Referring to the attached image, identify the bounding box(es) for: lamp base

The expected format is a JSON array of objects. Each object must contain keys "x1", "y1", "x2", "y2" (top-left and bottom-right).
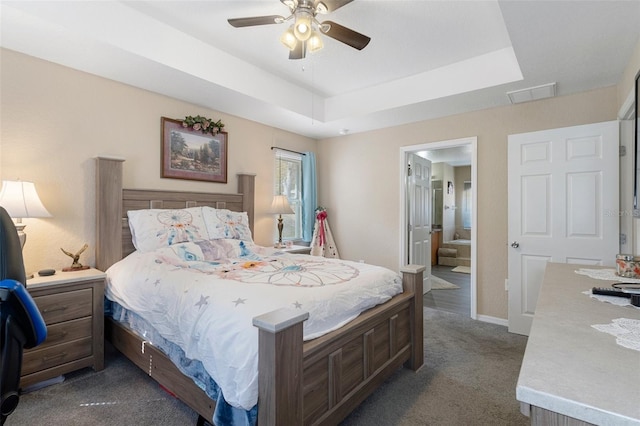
[
  {"x1": 15, "y1": 223, "x2": 26, "y2": 249},
  {"x1": 276, "y1": 215, "x2": 284, "y2": 248}
]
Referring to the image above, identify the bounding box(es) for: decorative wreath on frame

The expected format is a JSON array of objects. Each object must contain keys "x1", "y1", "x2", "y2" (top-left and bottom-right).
[{"x1": 181, "y1": 115, "x2": 225, "y2": 136}]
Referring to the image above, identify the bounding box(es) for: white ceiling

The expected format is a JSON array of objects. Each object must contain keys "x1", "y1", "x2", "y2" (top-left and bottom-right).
[
  {"x1": 420, "y1": 145, "x2": 472, "y2": 167},
  {"x1": 1, "y1": 1, "x2": 639, "y2": 139}
]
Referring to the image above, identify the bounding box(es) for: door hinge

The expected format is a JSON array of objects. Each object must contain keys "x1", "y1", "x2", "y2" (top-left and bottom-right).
[
  {"x1": 620, "y1": 233, "x2": 627, "y2": 245},
  {"x1": 407, "y1": 164, "x2": 412, "y2": 176},
  {"x1": 620, "y1": 145, "x2": 627, "y2": 156}
]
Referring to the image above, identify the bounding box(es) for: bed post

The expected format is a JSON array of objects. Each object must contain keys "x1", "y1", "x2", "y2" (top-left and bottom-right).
[
  {"x1": 237, "y1": 173, "x2": 256, "y2": 236},
  {"x1": 96, "y1": 157, "x2": 125, "y2": 272},
  {"x1": 253, "y1": 308, "x2": 309, "y2": 425},
  {"x1": 400, "y1": 264, "x2": 425, "y2": 371}
]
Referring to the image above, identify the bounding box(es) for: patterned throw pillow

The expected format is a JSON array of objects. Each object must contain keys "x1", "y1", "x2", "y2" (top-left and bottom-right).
[
  {"x1": 202, "y1": 206, "x2": 253, "y2": 242},
  {"x1": 127, "y1": 207, "x2": 208, "y2": 252}
]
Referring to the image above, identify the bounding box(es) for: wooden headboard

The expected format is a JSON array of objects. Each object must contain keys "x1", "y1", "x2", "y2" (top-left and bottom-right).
[{"x1": 95, "y1": 157, "x2": 255, "y2": 271}]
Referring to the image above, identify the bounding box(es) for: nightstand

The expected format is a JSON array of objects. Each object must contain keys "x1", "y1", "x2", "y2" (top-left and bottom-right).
[
  {"x1": 20, "y1": 268, "x2": 106, "y2": 388},
  {"x1": 281, "y1": 245, "x2": 312, "y2": 254}
]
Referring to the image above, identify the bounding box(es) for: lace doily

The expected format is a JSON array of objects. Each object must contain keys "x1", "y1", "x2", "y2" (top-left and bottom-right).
[
  {"x1": 575, "y1": 268, "x2": 640, "y2": 283},
  {"x1": 591, "y1": 318, "x2": 640, "y2": 351}
]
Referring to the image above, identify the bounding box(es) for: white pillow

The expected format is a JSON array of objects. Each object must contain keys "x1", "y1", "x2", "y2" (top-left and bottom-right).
[
  {"x1": 202, "y1": 206, "x2": 253, "y2": 242},
  {"x1": 127, "y1": 207, "x2": 209, "y2": 252}
]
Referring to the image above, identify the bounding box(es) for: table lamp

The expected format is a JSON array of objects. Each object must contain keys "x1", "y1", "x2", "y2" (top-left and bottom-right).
[
  {"x1": 270, "y1": 195, "x2": 293, "y2": 248},
  {"x1": 0, "y1": 180, "x2": 52, "y2": 249}
]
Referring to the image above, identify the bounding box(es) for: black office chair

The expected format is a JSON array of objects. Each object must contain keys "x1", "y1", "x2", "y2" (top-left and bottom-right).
[{"x1": 0, "y1": 206, "x2": 47, "y2": 425}]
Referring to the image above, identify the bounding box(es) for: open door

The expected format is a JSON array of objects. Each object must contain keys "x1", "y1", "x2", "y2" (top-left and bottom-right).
[{"x1": 408, "y1": 153, "x2": 432, "y2": 293}]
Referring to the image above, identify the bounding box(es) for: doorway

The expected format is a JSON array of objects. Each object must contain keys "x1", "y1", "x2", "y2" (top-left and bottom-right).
[{"x1": 400, "y1": 137, "x2": 478, "y2": 319}]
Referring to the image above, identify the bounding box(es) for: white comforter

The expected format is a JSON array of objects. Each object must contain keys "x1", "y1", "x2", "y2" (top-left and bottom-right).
[{"x1": 105, "y1": 239, "x2": 402, "y2": 410}]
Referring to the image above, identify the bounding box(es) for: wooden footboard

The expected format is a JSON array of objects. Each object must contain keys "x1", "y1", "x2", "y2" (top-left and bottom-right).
[{"x1": 254, "y1": 264, "x2": 424, "y2": 425}]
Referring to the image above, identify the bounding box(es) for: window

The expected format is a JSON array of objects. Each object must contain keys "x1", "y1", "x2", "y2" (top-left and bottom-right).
[
  {"x1": 462, "y1": 181, "x2": 472, "y2": 229},
  {"x1": 274, "y1": 150, "x2": 302, "y2": 240}
]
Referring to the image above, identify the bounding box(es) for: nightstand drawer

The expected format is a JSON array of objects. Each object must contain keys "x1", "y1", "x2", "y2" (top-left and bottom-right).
[
  {"x1": 29, "y1": 317, "x2": 92, "y2": 350},
  {"x1": 21, "y1": 337, "x2": 93, "y2": 375},
  {"x1": 33, "y1": 288, "x2": 93, "y2": 324}
]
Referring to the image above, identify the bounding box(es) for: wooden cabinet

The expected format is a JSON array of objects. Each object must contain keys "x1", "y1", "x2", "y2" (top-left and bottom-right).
[
  {"x1": 20, "y1": 268, "x2": 105, "y2": 388},
  {"x1": 431, "y1": 230, "x2": 441, "y2": 266}
]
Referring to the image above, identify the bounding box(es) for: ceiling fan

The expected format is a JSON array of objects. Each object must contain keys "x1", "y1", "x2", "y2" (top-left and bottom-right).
[{"x1": 228, "y1": 0, "x2": 371, "y2": 60}]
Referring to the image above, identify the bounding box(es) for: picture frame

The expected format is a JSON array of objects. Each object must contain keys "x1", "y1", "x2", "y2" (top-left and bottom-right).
[{"x1": 161, "y1": 117, "x2": 227, "y2": 183}]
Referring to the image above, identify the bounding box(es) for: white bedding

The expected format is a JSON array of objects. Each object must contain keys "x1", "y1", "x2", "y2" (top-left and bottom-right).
[{"x1": 105, "y1": 239, "x2": 402, "y2": 410}]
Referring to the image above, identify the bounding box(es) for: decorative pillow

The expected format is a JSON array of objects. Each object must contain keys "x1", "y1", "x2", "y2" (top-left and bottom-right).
[
  {"x1": 127, "y1": 207, "x2": 209, "y2": 252},
  {"x1": 195, "y1": 239, "x2": 255, "y2": 261},
  {"x1": 202, "y1": 206, "x2": 253, "y2": 242}
]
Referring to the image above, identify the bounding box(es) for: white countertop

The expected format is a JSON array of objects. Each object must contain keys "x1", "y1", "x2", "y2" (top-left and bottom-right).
[{"x1": 516, "y1": 263, "x2": 640, "y2": 425}]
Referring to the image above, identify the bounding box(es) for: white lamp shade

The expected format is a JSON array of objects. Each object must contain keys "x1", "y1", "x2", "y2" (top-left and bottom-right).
[
  {"x1": 270, "y1": 195, "x2": 293, "y2": 215},
  {"x1": 0, "y1": 180, "x2": 52, "y2": 218},
  {"x1": 280, "y1": 27, "x2": 298, "y2": 51},
  {"x1": 308, "y1": 30, "x2": 324, "y2": 53}
]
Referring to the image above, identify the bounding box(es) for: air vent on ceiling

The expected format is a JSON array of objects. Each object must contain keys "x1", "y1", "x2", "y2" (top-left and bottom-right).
[{"x1": 507, "y1": 82, "x2": 556, "y2": 104}]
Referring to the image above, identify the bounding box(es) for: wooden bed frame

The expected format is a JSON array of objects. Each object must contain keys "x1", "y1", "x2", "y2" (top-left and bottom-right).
[{"x1": 95, "y1": 157, "x2": 424, "y2": 425}]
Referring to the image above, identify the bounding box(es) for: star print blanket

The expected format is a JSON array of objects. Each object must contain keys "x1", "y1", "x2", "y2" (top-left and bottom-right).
[{"x1": 105, "y1": 239, "x2": 402, "y2": 412}]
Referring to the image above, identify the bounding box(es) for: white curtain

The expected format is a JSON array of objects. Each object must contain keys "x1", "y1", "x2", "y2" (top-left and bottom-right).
[{"x1": 310, "y1": 208, "x2": 340, "y2": 258}]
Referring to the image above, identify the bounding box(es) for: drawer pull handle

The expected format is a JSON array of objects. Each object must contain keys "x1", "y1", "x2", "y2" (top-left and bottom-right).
[
  {"x1": 42, "y1": 352, "x2": 67, "y2": 362},
  {"x1": 43, "y1": 306, "x2": 68, "y2": 314}
]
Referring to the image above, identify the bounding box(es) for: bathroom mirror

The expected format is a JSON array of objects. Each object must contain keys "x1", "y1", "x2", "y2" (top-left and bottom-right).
[{"x1": 432, "y1": 179, "x2": 443, "y2": 228}]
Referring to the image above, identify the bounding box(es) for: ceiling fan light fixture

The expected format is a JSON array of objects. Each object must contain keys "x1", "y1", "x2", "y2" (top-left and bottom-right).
[
  {"x1": 293, "y1": 12, "x2": 312, "y2": 41},
  {"x1": 308, "y1": 30, "x2": 323, "y2": 53},
  {"x1": 280, "y1": 27, "x2": 298, "y2": 51}
]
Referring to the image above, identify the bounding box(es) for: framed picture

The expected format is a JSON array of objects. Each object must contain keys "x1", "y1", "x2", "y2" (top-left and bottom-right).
[{"x1": 161, "y1": 117, "x2": 227, "y2": 183}]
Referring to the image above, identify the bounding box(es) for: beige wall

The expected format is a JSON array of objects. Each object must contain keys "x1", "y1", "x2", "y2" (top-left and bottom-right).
[
  {"x1": 0, "y1": 48, "x2": 316, "y2": 274},
  {"x1": 317, "y1": 86, "x2": 618, "y2": 320}
]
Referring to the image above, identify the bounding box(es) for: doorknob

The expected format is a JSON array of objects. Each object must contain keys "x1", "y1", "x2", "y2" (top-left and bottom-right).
[{"x1": 511, "y1": 241, "x2": 520, "y2": 248}]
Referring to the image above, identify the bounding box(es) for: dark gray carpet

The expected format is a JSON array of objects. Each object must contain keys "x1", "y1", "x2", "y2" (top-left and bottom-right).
[
  {"x1": 6, "y1": 343, "x2": 198, "y2": 426},
  {"x1": 7, "y1": 308, "x2": 528, "y2": 425}
]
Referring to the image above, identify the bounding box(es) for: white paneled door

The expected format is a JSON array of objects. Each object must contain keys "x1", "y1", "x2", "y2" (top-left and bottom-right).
[
  {"x1": 408, "y1": 154, "x2": 432, "y2": 293},
  {"x1": 507, "y1": 121, "x2": 619, "y2": 335}
]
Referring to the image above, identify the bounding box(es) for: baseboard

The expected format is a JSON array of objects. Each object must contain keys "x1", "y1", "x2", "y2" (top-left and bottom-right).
[{"x1": 476, "y1": 314, "x2": 508, "y2": 327}]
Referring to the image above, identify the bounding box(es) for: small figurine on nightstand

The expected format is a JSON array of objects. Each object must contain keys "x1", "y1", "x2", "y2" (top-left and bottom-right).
[{"x1": 61, "y1": 243, "x2": 90, "y2": 272}]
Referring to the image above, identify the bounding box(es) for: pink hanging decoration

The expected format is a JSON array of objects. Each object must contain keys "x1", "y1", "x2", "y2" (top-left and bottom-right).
[
  {"x1": 316, "y1": 210, "x2": 327, "y2": 246},
  {"x1": 311, "y1": 208, "x2": 340, "y2": 258}
]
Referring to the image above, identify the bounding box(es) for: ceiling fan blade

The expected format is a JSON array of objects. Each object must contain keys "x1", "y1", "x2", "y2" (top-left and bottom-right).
[
  {"x1": 315, "y1": 0, "x2": 354, "y2": 13},
  {"x1": 289, "y1": 41, "x2": 307, "y2": 60},
  {"x1": 228, "y1": 15, "x2": 284, "y2": 28},
  {"x1": 321, "y1": 21, "x2": 370, "y2": 50}
]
